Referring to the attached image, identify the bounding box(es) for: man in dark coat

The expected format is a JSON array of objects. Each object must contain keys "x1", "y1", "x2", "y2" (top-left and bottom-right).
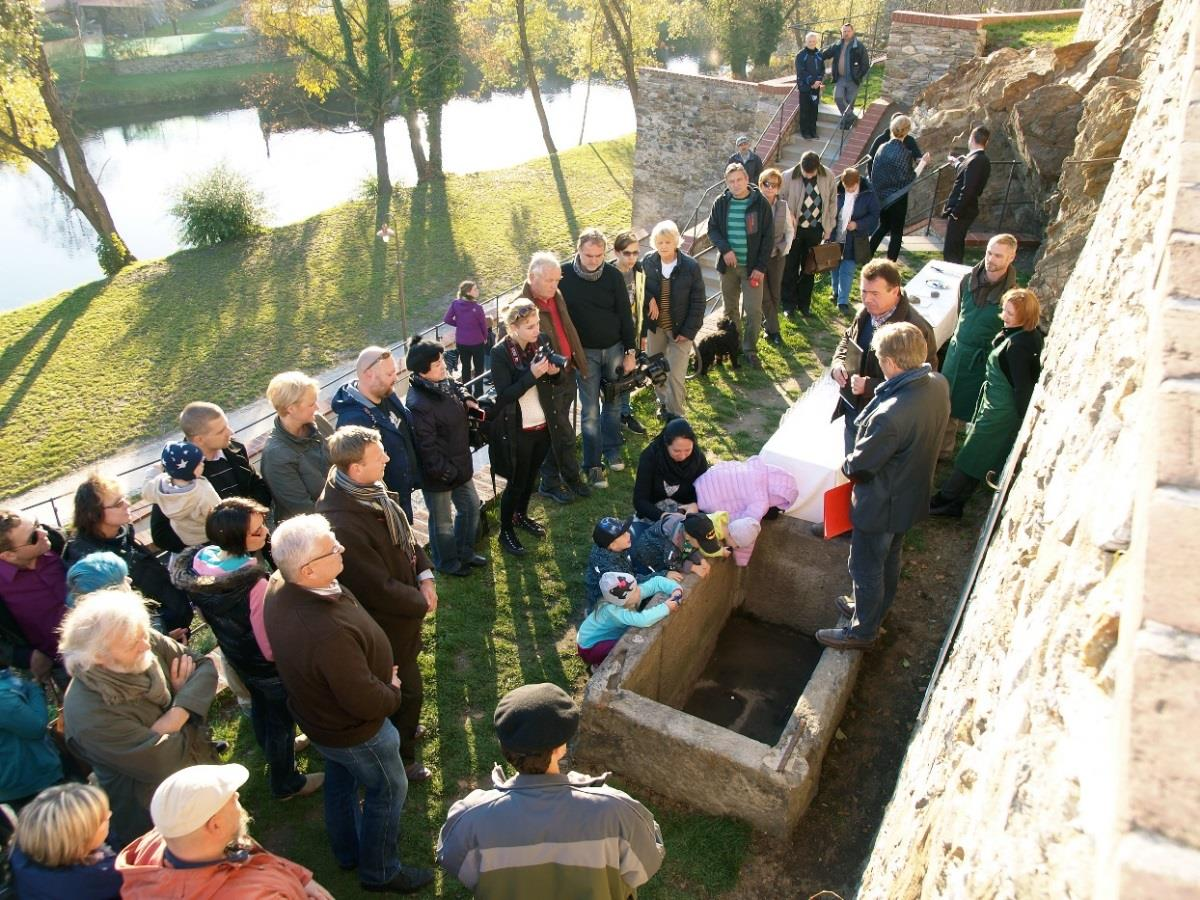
[
  {"x1": 821, "y1": 22, "x2": 870, "y2": 127},
  {"x1": 942, "y1": 125, "x2": 993, "y2": 264},
  {"x1": 831, "y1": 259, "x2": 938, "y2": 453},
  {"x1": 316, "y1": 426, "x2": 436, "y2": 783},
  {"x1": 727, "y1": 135, "x2": 764, "y2": 185},
  {"x1": 152, "y1": 402, "x2": 273, "y2": 552},
  {"x1": 708, "y1": 163, "x2": 774, "y2": 368},
  {"x1": 405, "y1": 339, "x2": 487, "y2": 577},
  {"x1": 816, "y1": 322, "x2": 950, "y2": 650},
  {"x1": 330, "y1": 346, "x2": 423, "y2": 521}
]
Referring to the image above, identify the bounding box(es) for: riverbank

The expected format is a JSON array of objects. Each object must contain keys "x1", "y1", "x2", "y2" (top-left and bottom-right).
[
  {"x1": 57, "y1": 59, "x2": 291, "y2": 110},
  {"x1": 0, "y1": 134, "x2": 633, "y2": 499}
]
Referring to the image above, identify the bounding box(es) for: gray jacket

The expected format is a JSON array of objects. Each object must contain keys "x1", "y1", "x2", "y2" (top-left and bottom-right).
[
  {"x1": 259, "y1": 412, "x2": 334, "y2": 521},
  {"x1": 843, "y1": 364, "x2": 950, "y2": 534}
]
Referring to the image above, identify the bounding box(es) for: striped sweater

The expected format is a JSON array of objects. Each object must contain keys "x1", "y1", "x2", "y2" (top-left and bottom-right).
[{"x1": 437, "y1": 766, "x2": 665, "y2": 899}]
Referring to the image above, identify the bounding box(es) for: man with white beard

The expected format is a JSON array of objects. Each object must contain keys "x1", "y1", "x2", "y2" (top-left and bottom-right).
[
  {"x1": 59, "y1": 589, "x2": 220, "y2": 849},
  {"x1": 117, "y1": 763, "x2": 334, "y2": 898}
]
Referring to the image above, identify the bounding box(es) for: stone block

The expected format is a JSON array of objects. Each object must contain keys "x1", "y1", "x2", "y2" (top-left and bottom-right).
[
  {"x1": 1152, "y1": 388, "x2": 1200, "y2": 488},
  {"x1": 1161, "y1": 299, "x2": 1200, "y2": 379},
  {"x1": 1125, "y1": 636, "x2": 1200, "y2": 848},
  {"x1": 1141, "y1": 488, "x2": 1200, "y2": 633}
]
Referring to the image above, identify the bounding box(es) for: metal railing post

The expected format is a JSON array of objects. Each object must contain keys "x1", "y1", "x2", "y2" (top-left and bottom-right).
[{"x1": 998, "y1": 163, "x2": 1015, "y2": 231}]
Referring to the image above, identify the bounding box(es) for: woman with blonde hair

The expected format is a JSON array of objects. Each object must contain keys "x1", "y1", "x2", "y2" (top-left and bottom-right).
[
  {"x1": 10, "y1": 783, "x2": 122, "y2": 898},
  {"x1": 932, "y1": 288, "x2": 1044, "y2": 517},
  {"x1": 488, "y1": 299, "x2": 563, "y2": 556},
  {"x1": 259, "y1": 370, "x2": 334, "y2": 522}
]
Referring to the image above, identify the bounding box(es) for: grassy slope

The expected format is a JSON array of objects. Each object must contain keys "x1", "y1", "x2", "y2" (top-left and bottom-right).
[
  {"x1": 985, "y1": 18, "x2": 1079, "y2": 51},
  {"x1": 58, "y1": 60, "x2": 290, "y2": 108},
  {"x1": 0, "y1": 136, "x2": 634, "y2": 499}
]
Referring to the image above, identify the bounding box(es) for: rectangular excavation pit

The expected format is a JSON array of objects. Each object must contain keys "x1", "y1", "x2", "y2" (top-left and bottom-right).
[{"x1": 576, "y1": 516, "x2": 861, "y2": 835}]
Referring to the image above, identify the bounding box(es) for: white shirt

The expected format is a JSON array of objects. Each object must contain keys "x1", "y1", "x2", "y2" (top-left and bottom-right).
[{"x1": 838, "y1": 189, "x2": 859, "y2": 240}]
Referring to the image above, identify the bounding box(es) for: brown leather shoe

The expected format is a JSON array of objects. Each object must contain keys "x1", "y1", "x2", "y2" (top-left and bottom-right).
[
  {"x1": 815, "y1": 628, "x2": 876, "y2": 650},
  {"x1": 280, "y1": 772, "x2": 325, "y2": 800},
  {"x1": 404, "y1": 763, "x2": 433, "y2": 783}
]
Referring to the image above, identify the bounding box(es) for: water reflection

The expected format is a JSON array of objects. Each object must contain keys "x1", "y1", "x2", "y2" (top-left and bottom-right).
[{"x1": 0, "y1": 80, "x2": 636, "y2": 311}]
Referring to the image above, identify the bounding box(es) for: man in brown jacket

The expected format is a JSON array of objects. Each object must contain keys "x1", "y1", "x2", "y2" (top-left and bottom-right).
[
  {"x1": 265, "y1": 513, "x2": 434, "y2": 894},
  {"x1": 316, "y1": 425, "x2": 437, "y2": 783},
  {"x1": 831, "y1": 259, "x2": 938, "y2": 455},
  {"x1": 522, "y1": 251, "x2": 592, "y2": 505}
]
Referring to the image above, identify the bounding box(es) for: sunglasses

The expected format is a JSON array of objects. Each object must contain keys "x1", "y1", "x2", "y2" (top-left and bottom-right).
[
  {"x1": 620, "y1": 249, "x2": 640, "y2": 257},
  {"x1": 26, "y1": 522, "x2": 43, "y2": 545}
]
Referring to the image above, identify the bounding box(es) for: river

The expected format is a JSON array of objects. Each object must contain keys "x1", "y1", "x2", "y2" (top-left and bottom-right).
[{"x1": 0, "y1": 78, "x2": 650, "y2": 311}]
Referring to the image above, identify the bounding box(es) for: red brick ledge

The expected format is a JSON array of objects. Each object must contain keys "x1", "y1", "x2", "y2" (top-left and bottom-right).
[{"x1": 890, "y1": 8, "x2": 1081, "y2": 29}]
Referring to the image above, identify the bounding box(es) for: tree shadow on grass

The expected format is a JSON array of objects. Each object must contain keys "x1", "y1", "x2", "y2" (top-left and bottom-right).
[
  {"x1": 548, "y1": 153, "x2": 579, "y2": 239},
  {"x1": 402, "y1": 179, "x2": 477, "y2": 337},
  {"x1": 0, "y1": 281, "x2": 102, "y2": 432},
  {"x1": 502, "y1": 558, "x2": 571, "y2": 689}
]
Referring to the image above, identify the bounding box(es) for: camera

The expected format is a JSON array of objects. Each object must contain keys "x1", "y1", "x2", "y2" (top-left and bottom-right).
[
  {"x1": 533, "y1": 343, "x2": 568, "y2": 370},
  {"x1": 601, "y1": 351, "x2": 670, "y2": 404}
]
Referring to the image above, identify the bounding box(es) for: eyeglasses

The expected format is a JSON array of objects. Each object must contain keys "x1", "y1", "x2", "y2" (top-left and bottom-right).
[
  {"x1": 304, "y1": 540, "x2": 344, "y2": 567},
  {"x1": 620, "y1": 249, "x2": 640, "y2": 257},
  {"x1": 103, "y1": 496, "x2": 130, "y2": 509},
  {"x1": 26, "y1": 522, "x2": 43, "y2": 546}
]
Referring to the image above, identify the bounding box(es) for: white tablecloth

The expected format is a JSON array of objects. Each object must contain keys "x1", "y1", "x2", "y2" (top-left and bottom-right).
[
  {"x1": 904, "y1": 260, "x2": 973, "y2": 348},
  {"x1": 760, "y1": 260, "x2": 972, "y2": 522}
]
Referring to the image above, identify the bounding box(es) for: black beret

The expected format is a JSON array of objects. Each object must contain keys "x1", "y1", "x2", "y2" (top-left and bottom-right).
[{"x1": 494, "y1": 683, "x2": 580, "y2": 754}]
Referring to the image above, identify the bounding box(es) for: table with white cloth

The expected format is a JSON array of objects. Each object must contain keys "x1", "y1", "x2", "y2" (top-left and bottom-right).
[{"x1": 760, "y1": 260, "x2": 972, "y2": 523}]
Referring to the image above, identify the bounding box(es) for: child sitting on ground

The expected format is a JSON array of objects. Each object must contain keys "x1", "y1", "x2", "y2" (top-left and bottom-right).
[
  {"x1": 577, "y1": 572, "x2": 683, "y2": 668},
  {"x1": 141, "y1": 442, "x2": 219, "y2": 547},
  {"x1": 585, "y1": 516, "x2": 682, "y2": 614}
]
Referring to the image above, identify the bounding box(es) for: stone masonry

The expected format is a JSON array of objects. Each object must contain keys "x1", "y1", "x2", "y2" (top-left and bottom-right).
[
  {"x1": 632, "y1": 69, "x2": 778, "y2": 233},
  {"x1": 112, "y1": 44, "x2": 276, "y2": 76},
  {"x1": 855, "y1": 0, "x2": 1200, "y2": 894}
]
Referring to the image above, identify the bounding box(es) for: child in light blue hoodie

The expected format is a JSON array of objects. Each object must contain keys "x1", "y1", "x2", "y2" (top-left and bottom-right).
[{"x1": 577, "y1": 571, "x2": 683, "y2": 668}]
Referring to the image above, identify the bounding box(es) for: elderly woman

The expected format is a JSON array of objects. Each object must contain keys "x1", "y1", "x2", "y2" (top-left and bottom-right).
[
  {"x1": 59, "y1": 589, "x2": 219, "y2": 849},
  {"x1": 758, "y1": 169, "x2": 794, "y2": 346},
  {"x1": 869, "y1": 115, "x2": 931, "y2": 262},
  {"x1": 632, "y1": 418, "x2": 710, "y2": 520},
  {"x1": 932, "y1": 288, "x2": 1044, "y2": 518},
  {"x1": 794, "y1": 31, "x2": 825, "y2": 139},
  {"x1": 489, "y1": 299, "x2": 562, "y2": 556},
  {"x1": 64, "y1": 475, "x2": 193, "y2": 639},
  {"x1": 170, "y1": 498, "x2": 320, "y2": 800},
  {"x1": 641, "y1": 220, "x2": 707, "y2": 421},
  {"x1": 259, "y1": 370, "x2": 334, "y2": 522},
  {"x1": 830, "y1": 167, "x2": 880, "y2": 314}
]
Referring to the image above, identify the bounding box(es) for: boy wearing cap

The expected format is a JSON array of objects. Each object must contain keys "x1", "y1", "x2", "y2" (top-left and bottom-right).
[
  {"x1": 584, "y1": 516, "x2": 682, "y2": 614},
  {"x1": 118, "y1": 763, "x2": 333, "y2": 898},
  {"x1": 437, "y1": 683, "x2": 665, "y2": 899},
  {"x1": 577, "y1": 572, "x2": 682, "y2": 667},
  {"x1": 142, "y1": 442, "x2": 220, "y2": 547},
  {"x1": 629, "y1": 512, "x2": 719, "y2": 580}
]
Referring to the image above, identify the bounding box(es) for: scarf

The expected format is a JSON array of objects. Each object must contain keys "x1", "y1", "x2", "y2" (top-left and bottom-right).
[
  {"x1": 332, "y1": 469, "x2": 418, "y2": 565},
  {"x1": 412, "y1": 372, "x2": 460, "y2": 400},
  {"x1": 572, "y1": 254, "x2": 604, "y2": 282},
  {"x1": 77, "y1": 657, "x2": 171, "y2": 709}
]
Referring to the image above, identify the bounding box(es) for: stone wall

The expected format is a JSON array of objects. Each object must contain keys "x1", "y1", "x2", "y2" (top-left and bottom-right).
[
  {"x1": 111, "y1": 43, "x2": 274, "y2": 76},
  {"x1": 632, "y1": 69, "x2": 781, "y2": 232},
  {"x1": 883, "y1": 13, "x2": 986, "y2": 107},
  {"x1": 854, "y1": 0, "x2": 1200, "y2": 893}
]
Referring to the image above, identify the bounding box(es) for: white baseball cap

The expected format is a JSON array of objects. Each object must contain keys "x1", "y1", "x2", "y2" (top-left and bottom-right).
[{"x1": 150, "y1": 764, "x2": 249, "y2": 839}]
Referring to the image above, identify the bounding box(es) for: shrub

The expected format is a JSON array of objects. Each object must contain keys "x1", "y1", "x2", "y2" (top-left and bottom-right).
[
  {"x1": 96, "y1": 232, "x2": 130, "y2": 277},
  {"x1": 170, "y1": 164, "x2": 267, "y2": 247}
]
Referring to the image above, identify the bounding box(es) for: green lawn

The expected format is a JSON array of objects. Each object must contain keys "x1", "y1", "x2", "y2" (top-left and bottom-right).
[
  {"x1": 55, "y1": 59, "x2": 292, "y2": 109},
  {"x1": 0, "y1": 136, "x2": 634, "y2": 500},
  {"x1": 821, "y1": 62, "x2": 886, "y2": 111},
  {"x1": 985, "y1": 17, "x2": 1079, "y2": 51},
  {"x1": 206, "y1": 272, "x2": 866, "y2": 898}
]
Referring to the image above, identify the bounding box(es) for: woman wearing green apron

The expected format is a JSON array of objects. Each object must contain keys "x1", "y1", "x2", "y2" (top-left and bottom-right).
[{"x1": 931, "y1": 288, "x2": 1044, "y2": 517}]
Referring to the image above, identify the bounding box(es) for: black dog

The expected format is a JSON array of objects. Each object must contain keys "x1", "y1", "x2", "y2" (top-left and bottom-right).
[{"x1": 691, "y1": 316, "x2": 740, "y2": 376}]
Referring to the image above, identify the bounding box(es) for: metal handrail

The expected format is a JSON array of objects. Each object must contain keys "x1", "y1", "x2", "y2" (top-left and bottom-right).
[
  {"x1": 680, "y1": 178, "x2": 727, "y2": 247},
  {"x1": 816, "y1": 54, "x2": 884, "y2": 165}
]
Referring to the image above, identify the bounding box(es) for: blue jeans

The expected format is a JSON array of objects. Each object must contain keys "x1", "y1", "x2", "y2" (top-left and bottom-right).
[
  {"x1": 311, "y1": 719, "x2": 409, "y2": 886},
  {"x1": 243, "y1": 673, "x2": 306, "y2": 799},
  {"x1": 833, "y1": 258, "x2": 857, "y2": 307},
  {"x1": 576, "y1": 343, "x2": 625, "y2": 469},
  {"x1": 847, "y1": 529, "x2": 905, "y2": 640},
  {"x1": 422, "y1": 481, "x2": 480, "y2": 572}
]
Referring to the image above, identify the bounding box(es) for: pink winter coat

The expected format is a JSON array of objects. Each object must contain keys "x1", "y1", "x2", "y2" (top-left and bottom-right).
[{"x1": 695, "y1": 456, "x2": 799, "y2": 565}]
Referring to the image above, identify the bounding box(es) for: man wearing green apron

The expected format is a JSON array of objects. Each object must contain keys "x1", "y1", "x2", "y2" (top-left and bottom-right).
[{"x1": 939, "y1": 234, "x2": 1017, "y2": 458}]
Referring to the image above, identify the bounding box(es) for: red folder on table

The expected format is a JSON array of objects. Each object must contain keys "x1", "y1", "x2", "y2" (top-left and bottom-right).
[{"x1": 823, "y1": 481, "x2": 853, "y2": 539}]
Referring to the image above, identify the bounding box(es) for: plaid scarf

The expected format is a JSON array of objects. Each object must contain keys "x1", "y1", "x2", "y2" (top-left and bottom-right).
[{"x1": 332, "y1": 469, "x2": 417, "y2": 564}]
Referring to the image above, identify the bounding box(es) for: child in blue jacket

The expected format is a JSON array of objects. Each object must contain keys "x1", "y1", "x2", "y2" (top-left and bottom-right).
[{"x1": 577, "y1": 572, "x2": 682, "y2": 668}]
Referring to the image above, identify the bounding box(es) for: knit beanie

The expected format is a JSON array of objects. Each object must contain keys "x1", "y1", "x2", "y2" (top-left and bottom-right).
[
  {"x1": 727, "y1": 517, "x2": 762, "y2": 549},
  {"x1": 162, "y1": 441, "x2": 204, "y2": 480}
]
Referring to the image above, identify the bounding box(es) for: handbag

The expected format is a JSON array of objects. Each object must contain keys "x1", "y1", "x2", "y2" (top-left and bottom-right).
[
  {"x1": 853, "y1": 235, "x2": 871, "y2": 265},
  {"x1": 804, "y1": 241, "x2": 841, "y2": 275}
]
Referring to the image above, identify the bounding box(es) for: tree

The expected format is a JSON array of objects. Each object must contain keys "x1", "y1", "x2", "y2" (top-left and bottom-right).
[
  {"x1": 0, "y1": 0, "x2": 134, "y2": 274},
  {"x1": 464, "y1": 0, "x2": 563, "y2": 158},
  {"x1": 250, "y1": 0, "x2": 425, "y2": 227},
  {"x1": 410, "y1": 0, "x2": 462, "y2": 176},
  {"x1": 683, "y1": 0, "x2": 799, "y2": 79},
  {"x1": 568, "y1": 0, "x2": 682, "y2": 107}
]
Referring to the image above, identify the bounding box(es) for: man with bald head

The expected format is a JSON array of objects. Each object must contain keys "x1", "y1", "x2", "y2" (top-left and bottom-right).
[{"x1": 330, "y1": 346, "x2": 423, "y2": 520}]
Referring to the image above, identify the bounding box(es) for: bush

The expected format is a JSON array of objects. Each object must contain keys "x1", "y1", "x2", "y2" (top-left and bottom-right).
[
  {"x1": 170, "y1": 164, "x2": 266, "y2": 247},
  {"x1": 39, "y1": 20, "x2": 76, "y2": 42},
  {"x1": 96, "y1": 232, "x2": 130, "y2": 277}
]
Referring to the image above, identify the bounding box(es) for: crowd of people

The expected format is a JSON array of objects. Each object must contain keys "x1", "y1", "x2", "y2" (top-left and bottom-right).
[{"x1": 0, "y1": 33, "x2": 1041, "y2": 891}]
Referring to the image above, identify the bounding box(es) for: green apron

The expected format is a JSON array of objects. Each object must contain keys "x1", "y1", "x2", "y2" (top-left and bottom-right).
[
  {"x1": 943, "y1": 280, "x2": 1004, "y2": 421},
  {"x1": 956, "y1": 329, "x2": 1021, "y2": 481}
]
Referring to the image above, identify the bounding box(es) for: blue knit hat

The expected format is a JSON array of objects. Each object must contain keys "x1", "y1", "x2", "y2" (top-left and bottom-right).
[
  {"x1": 66, "y1": 551, "x2": 129, "y2": 606},
  {"x1": 162, "y1": 441, "x2": 203, "y2": 480}
]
